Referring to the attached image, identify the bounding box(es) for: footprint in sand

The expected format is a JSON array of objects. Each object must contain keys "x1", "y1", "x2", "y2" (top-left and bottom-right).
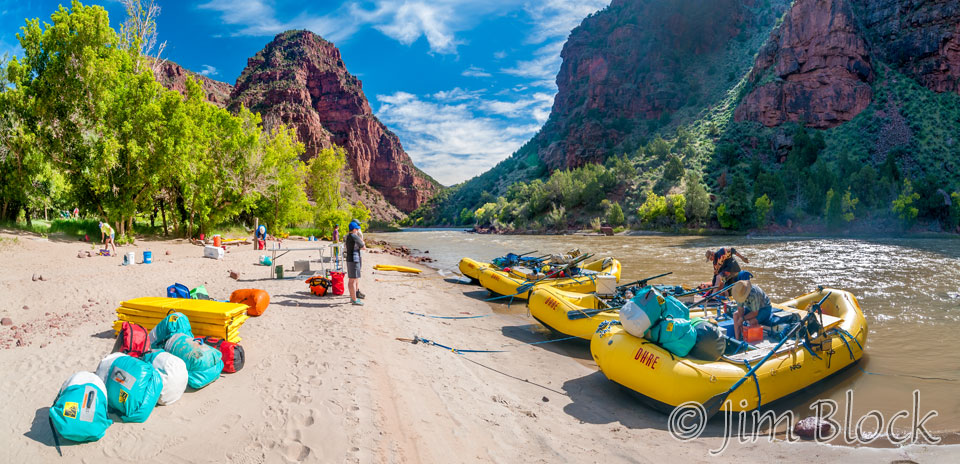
[{"x1": 282, "y1": 440, "x2": 312, "y2": 462}]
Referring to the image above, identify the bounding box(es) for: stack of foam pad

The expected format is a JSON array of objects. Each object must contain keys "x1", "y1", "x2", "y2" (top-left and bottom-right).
[{"x1": 113, "y1": 297, "x2": 249, "y2": 343}]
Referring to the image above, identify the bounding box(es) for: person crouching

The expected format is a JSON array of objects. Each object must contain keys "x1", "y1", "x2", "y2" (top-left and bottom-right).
[
  {"x1": 345, "y1": 221, "x2": 365, "y2": 306},
  {"x1": 730, "y1": 280, "x2": 772, "y2": 340}
]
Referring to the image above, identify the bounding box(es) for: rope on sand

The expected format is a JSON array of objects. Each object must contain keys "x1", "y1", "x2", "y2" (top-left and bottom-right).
[
  {"x1": 397, "y1": 336, "x2": 567, "y2": 396},
  {"x1": 404, "y1": 311, "x2": 489, "y2": 320}
]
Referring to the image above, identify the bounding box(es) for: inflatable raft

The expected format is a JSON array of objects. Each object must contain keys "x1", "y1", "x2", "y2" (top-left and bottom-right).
[
  {"x1": 373, "y1": 264, "x2": 422, "y2": 274},
  {"x1": 590, "y1": 288, "x2": 868, "y2": 412},
  {"x1": 458, "y1": 257, "x2": 488, "y2": 282},
  {"x1": 527, "y1": 286, "x2": 620, "y2": 339},
  {"x1": 478, "y1": 257, "x2": 621, "y2": 300}
]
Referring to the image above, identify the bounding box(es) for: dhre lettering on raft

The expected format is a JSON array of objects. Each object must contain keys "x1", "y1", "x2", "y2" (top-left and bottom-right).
[
  {"x1": 634, "y1": 346, "x2": 660, "y2": 369},
  {"x1": 545, "y1": 297, "x2": 559, "y2": 310}
]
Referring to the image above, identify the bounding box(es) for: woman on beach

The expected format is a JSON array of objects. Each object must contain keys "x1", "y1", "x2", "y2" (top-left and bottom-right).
[
  {"x1": 345, "y1": 221, "x2": 366, "y2": 305},
  {"x1": 99, "y1": 221, "x2": 117, "y2": 256}
]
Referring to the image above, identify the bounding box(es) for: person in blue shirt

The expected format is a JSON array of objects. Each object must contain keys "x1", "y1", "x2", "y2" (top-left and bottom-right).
[{"x1": 730, "y1": 279, "x2": 772, "y2": 340}]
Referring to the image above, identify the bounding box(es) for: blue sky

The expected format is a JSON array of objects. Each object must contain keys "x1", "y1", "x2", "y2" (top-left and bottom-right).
[{"x1": 0, "y1": 1, "x2": 609, "y2": 185}]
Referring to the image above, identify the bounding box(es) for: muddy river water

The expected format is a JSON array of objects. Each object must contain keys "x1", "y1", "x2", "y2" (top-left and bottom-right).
[{"x1": 376, "y1": 230, "x2": 960, "y2": 440}]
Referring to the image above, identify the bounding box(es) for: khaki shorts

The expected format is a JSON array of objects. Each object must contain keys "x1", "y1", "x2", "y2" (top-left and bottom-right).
[{"x1": 346, "y1": 261, "x2": 361, "y2": 279}]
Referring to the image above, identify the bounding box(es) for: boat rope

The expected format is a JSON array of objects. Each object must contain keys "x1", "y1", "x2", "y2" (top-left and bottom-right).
[
  {"x1": 404, "y1": 311, "x2": 489, "y2": 320},
  {"x1": 742, "y1": 359, "x2": 762, "y2": 407},
  {"x1": 410, "y1": 336, "x2": 506, "y2": 354},
  {"x1": 399, "y1": 336, "x2": 567, "y2": 396},
  {"x1": 500, "y1": 335, "x2": 580, "y2": 348}
]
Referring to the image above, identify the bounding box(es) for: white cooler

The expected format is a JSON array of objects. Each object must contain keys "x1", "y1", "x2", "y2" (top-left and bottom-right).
[{"x1": 203, "y1": 245, "x2": 224, "y2": 259}]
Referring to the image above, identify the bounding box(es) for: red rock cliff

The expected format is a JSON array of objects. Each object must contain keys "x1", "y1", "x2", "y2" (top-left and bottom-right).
[
  {"x1": 735, "y1": 0, "x2": 960, "y2": 128},
  {"x1": 535, "y1": 0, "x2": 790, "y2": 169},
  {"x1": 229, "y1": 30, "x2": 439, "y2": 214},
  {"x1": 154, "y1": 60, "x2": 233, "y2": 108}
]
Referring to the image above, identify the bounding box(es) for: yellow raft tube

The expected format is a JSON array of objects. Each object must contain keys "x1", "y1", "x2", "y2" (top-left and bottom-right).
[
  {"x1": 478, "y1": 257, "x2": 621, "y2": 300},
  {"x1": 591, "y1": 288, "x2": 868, "y2": 412},
  {"x1": 527, "y1": 286, "x2": 620, "y2": 340},
  {"x1": 458, "y1": 257, "x2": 488, "y2": 282}
]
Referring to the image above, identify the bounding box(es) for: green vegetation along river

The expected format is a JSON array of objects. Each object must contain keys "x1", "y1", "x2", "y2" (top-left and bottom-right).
[{"x1": 377, "y1": 230, "x2": 960, "y2": 439}]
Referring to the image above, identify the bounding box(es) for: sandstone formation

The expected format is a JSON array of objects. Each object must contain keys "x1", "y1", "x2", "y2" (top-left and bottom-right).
[
  {"x1": 535, "y1": 0, "x2": 791, "y2": 169},
  {"x1": 735, "y1": 0, "x2": 960, "y2": 128},
  {"x1": 857, "y1": 0, "x2": 960, "y2": 95},
  {"x1": 229, "y1": 30, "x2": 439, "y2": 214},
  {"x1": 153, "y1": 61, "x2": 233, "y2": 108}
]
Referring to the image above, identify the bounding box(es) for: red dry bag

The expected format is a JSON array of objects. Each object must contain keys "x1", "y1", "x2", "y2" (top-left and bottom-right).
[
  {"x1": 329, "y1": 271, "x2": 345, "y2": 296},
  {"x1": 113, "y1": 322, "x2": 149, "y2": 358}
]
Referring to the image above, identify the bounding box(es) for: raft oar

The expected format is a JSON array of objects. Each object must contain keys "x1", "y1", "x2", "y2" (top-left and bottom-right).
[
  {"x1": 673, "y1": 285, "x2": 718, "y2": 298},
  {"x1": 616, "y1": 272, "x2": 673, "y2": 290},
  {"x1": 702, "y1": 292, "x2": 832, "y2": 418},
  {"x1": 517, "y1": 250, "x2": 538, "y2": 258},
  {"x1": 687, "y1": 282, "x2": 738, "y2": 310},
  {"x1": 488, "y1": 253, "x2": 594, "y2": 303}
]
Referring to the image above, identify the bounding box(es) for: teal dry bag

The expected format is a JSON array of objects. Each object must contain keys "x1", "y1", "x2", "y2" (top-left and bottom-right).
[
  {"x1": 148, "y1": 311, "x2": 193, "y2": 349},
  {"x1": 101, "y1": 354, "x2": 163, "y2": 423},
  {"x1": 49, "y1": 372, "x2": 113, "y2": 443},
  {"x1": 165, "y1": 333, "x2": 223, "y2": 389}
]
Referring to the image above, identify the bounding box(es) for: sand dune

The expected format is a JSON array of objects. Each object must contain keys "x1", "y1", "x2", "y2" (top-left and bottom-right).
[{"x1": 0, "y1": 230, "x2": 955, "y2": 463}]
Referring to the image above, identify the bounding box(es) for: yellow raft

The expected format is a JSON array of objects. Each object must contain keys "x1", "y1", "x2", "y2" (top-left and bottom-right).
[
  {"x1": 478, "y1": 258, "x2": 621, "y2": 300},
  {"x1": 373, "y1": 264, "x2": 422, "y2": 274},
  {"x1": 113, "y1": 297, "x2": 250, "y2": 343},
  {"x1": 527, "y1": 286, "x2": 620, "y2": 340},
  {"x1": 590, "y1": 288, "x2": 868, "y2": 412},
  {"x1": 458, "y1": 257, "x2": 488, "y2": 282}
]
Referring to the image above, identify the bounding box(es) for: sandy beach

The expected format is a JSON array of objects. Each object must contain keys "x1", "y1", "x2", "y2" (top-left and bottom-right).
[{"x1": 0, "y1": 229, "x2": 956, "y2": 463}]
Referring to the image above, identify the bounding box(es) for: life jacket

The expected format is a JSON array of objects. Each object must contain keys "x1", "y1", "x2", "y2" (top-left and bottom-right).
[
  {"x1": 198, "y1": 336, "x2": 245, "y2": 373},
  {"x1": 306, "y1": 276, "x2": 331, "y2": 296},
  {"x1": 114, "y1": 321, "x2": 149, "y2": 358}
]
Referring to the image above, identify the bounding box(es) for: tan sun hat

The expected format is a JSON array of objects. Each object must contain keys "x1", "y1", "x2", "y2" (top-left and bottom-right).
[{"x1": 731, "y1": 280, "x2": 752, "y2": 303}]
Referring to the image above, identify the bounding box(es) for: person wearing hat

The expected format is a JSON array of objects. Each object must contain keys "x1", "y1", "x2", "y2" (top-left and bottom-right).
[
  {"x1": 345, "y1": 220, "x2": 366, "y2": 305},
  {"x1": 706, "y1": 247, "x2": 749, "y2": 295},
  {"x1": 730, "y1": 279, "x2": 771, "y2": 340},
  {"x1": 99, "y1": 220, "x2": 116, "y2": 256}
]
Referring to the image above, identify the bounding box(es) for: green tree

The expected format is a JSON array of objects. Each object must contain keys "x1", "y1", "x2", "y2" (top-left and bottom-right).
[
  {"x1": 458, "y1": 207, "x2": 475, "y2": 225},
  {"x1": 754, "y1": 194, "x2": 773, "y2": 227},
  {"x1": 637, "y1": 193, "x2": 668, "y2": 225},
  {"x1": 849, "y1": 165, "x2": 880, "y2": 209},
  {"x1": 949, "y1": 192, "x2": 960, "y2": 231},
  {"x1": 684, "y1": 172, "x2": 710, "y2": 224},
  {"x1": 253, "y1": 124, "x2": 310, "y2": 229},
  {"x1": 545, "y1": 203, "x2": 566, "y2": 231},
  {"x1": 824, "y1": 189, "x2": 857, "y2": 229},
  {"x1": 754, "y1": 171, "x2": 787, "y2": 215},
  {"x1": 892, "y1": 180, "x2": 920, "y2": 227},
  {"x1": 719, "y1": 174, "x2": 753, "y2": 230},
  {"x1": 663, "y1": 154, "x2": 685, "y2": 182},
  {"x1": 607, "y1": 202, "x2": 625, "y2": 226},
  {"x1": 667, "y1": 194, "x2": 686, "y2": 224}
]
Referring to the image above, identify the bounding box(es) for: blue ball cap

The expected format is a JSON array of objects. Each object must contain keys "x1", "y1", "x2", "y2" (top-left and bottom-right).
[{"x1": 349, "y1": 221, "x2": 360, "y2": 231}]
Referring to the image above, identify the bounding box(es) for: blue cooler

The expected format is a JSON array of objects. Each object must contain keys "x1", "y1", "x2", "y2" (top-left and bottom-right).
[
  {"x1": 143, "y1": 251, "x2": 152, "y2": 264},
  {"x1": 717, "y1": 318, "x2": 736, "y2": 338}
]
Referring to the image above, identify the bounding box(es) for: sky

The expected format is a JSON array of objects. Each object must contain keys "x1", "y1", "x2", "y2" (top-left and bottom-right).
[{"x1": 0, "y1": 0, "x2": 609, "y2": 185}]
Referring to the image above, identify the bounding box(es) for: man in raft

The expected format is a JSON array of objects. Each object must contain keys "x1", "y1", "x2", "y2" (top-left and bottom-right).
[
  {"x1": 345, "y1": 220, "x2": 366, "y2": 305},
  {"x1": 706, "y1": 247, "x2": 749, "y2": 294},
  {"x1": 730, "y1": 280, "x2": 772, "y2": 340}
]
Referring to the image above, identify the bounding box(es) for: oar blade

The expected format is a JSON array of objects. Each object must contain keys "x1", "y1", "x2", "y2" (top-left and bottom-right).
[{"x1": 701, "y1": 393, "x2": 729, "y2": 419}]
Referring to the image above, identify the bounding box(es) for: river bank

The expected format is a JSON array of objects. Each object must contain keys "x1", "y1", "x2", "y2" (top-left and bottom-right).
[{"x1": 0, "y1": 228, "x2": 956, "y2": 462}]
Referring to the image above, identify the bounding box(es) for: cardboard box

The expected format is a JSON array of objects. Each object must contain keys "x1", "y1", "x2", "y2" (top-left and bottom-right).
[{"x1": 595, "y1": 274, "x2": 618, "y2": 297}]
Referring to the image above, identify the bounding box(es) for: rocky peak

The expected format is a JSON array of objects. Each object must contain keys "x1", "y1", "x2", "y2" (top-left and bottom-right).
[
  {"x1": 230, "y1": 30, "x2": 439, "y2": 215},
  {"x1": 153, "y1": 60, "x2": 233, "y2": 108},
  {"x1": 535, "y1": 0, "x2": 790, "y2": 170}
]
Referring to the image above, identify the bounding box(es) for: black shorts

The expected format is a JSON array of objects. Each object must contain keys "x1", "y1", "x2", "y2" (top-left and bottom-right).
[{"x1": 346, "y1": 261, "x2": 361, "y2": 279}]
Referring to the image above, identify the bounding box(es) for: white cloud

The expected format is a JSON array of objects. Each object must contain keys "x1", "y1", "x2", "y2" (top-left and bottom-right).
[
  {"x1": 493, "y1": 50, "x2": 507, "y2": 60},
  {"x1": 376, "y1": 88, "x2": 554, "y2": 185},
  {"x1": 200, "y1": 0, "x2": 526, "y2": 54},
  {"x1": 198, "y1": 64, "x2": 218, "y2": 77},
  {"x1": 500, "y1": 1, "x2": 608, "y2": 89},
  {"x1": 461, "y1": 65, "x2": 491, "y2": 78}
]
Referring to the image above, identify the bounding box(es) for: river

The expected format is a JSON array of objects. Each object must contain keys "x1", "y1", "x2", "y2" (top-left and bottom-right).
[{"x1": 374, "y1": 229, "x2": 960, "y2": 440}]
